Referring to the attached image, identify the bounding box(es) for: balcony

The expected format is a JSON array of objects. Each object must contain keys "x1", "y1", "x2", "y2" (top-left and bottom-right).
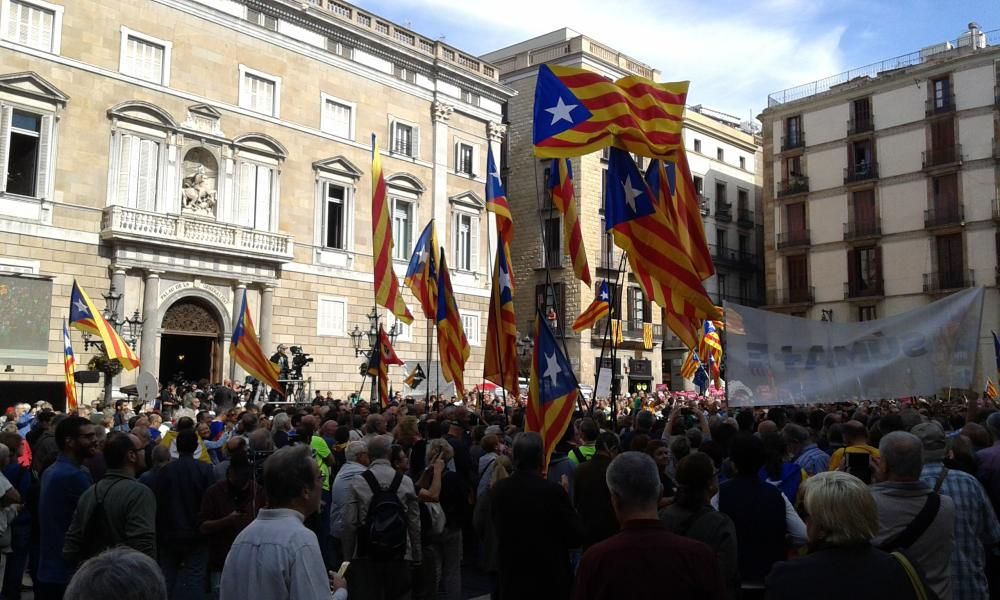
[
  {"x1": 767, "y1": 287, "x2": 815, "y2": 306},
  {"x1": 698, "y1": 194, "x2": 709, "y2": 215},
  {"x1": 844, "y1": 161, "x2": 879, "y2": 184},
  {"x1": 922, "y1": 144, "x2": 962, "y2": 170},
  {"x1": 100, "y1": 206, "x2": 294, "y2": 263},
  {"x1": 923, "y1": 204, "x2": 964, "y2": 229},
  {"x1": 777, "y1": 229, "x2": 811, "y2": 250},
  {"x1": 847, "y1": 116, "x2": 874, "y2": 136},
  {"x1": 715, "y1": 201, "x2": 732, "y2": 222},
  {"x1": 590, "y1": 318, "x2": 662, "y2": 344},
  {"x1": 843, "y1": 219, "x2": 882, "y2": 241},
  {"x1": 844, "y1": 278, "x2": 884, "y2": 300},
  {"x1": 711, "y1": 244, "x2": 738, "y2": 266},
  {"x1": 737, "y1": 207, "x2": 754, "y2": 228},
  {"x1": 777, "y1": 176, "x2": 809, "y2": 198},
  {"x1": 781, "y1": 134, "x2": 805, "y2": 152},
  {"x1": 596, "y1": 247, "x2": 624, "y2": 271},
  {"x1": 923, "y1": 270, "x2": 974, "y2": 293},
  {"x1": 738, "y1": 250, "x2": 759, "y2": 269},
  {"x1": 925, "y1": 94, "x2": 956, "y2": 117}
]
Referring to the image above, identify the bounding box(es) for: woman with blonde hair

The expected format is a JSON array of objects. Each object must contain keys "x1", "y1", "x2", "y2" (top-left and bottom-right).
[
  {"x1": 766, "y1": 471, "x2": 927, "y2": 600},
  {"x1": 474, "y1": 455, "x2": 512, "y2": 600}
]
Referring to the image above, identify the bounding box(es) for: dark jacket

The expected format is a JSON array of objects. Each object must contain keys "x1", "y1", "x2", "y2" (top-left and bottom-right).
[
  {"x1": 766, "y1": 544, "x2": 919, "y2": 600},
  {"x1": 63, "y1": 468, "x2": 157, "y2": 564},
  {"x1": 718, "y1": 476, "x2": 787, "y2": 582},
  {"x1": 153, "y1": 455, "x2": 215, "y2": 545},
  {"x1": 660, "y1": 504, "x2": 740, "y2": 599},
  {"x1": 574, "y1": 519, "x2": 725, "y2": 600},
  {"x1": 491, "y1": 470, "x2": 584, "y2": 600},
  {"x1": 573, "y1": 454, "x2": 618, "y2": 549}
]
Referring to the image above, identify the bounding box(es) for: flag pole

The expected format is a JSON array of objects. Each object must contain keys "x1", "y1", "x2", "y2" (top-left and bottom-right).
[
  {"x1": 723, "y1": 303, "x2": 729, "y2": 409},
  {"x1": 370, "y1": 132, "x2": 382, "y2": 414},
  {"x1": 485, "y1": 215, "x2": 511, "y2": 422},
  {"x1": 425, "y1": 316, "x2": 433, "y2": 406},
  {"x1": 593, "y1": 250, "x2": 628, "y2": 417}
]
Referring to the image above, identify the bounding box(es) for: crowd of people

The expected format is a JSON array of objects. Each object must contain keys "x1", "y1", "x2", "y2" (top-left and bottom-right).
[{"x1": 0, "y1": 383, "x2": 996, "y2": 600}]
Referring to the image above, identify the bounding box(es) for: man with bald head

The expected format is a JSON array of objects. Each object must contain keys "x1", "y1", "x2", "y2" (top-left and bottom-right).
[
  {"x1": 756, "y1": 420, "x2": 778, "y2": 436},
  {"x1": 828, "y1": 419, "x2": 879, "y2": 477}
]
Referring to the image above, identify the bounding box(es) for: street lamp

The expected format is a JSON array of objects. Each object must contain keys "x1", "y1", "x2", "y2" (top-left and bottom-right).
[
  {"x1": 349, "y1": 306, "x2": 400, "y2": 410},
  {"x1": 80, "y1": 284, "x2": 143, "y2": 407}
]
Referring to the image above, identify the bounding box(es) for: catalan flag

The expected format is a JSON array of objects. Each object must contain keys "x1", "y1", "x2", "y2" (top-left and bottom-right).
[
  {"x1": 646, "y1": 159, "x2": 714, "y2": 281},
  {"x1": 605, "y1": 148, "x2": 720, "y2": 322},
  {"x1": 699, "y1": 319, "x2": 723, "y2": 366},
  {"x1": 548, "y1": 158, "x2": 591, "y2": 286},
  {"x1": 666, "y1": 312, "x2": 699, "y2": 351},
  {"x1": 69, "y1": 281, "x2": 140, "y2": 371},
  {"x1": 532, "y1": 64, "x2": 688, "y2": 160},
  {"x1": 611, "y1": 319, "x2": 623, "y2": 346},
  {"x1": 372, "y1": 133, "x2": 413, "y2": 325},
  {"x1": 484, "y1": 237, "x2": 518, "y2": 397},
  {"x1": 62, "y1": 320, "x2": 78, "y2": 411},
  {"x1": 680, "y1": 350, "x2": 701, "y2": 381},
  {"x1": 985, "y1": 377, "x2": 998, "y2": 401},
  {"x1": 572, "y1": 281, "x2": 611, "y2": 333},
  {"x1": 486, "y1": 147, "x2": 514, "y2": 255},
  {"x1": 404, "y1": 220, "x2": 439, "y2": 320},
  {"x1": 436, "y1": 249, "x2": 470, "y2": 395},
  {"x1": 643, "y1": 322, "x2": 653, "y2": 350},
  {"x1": 525, "y1": 307, "x2": 579, "y2": 475},
  {"x1": 230, "y1": 293, "x2": 282, "y2": 396},
  {"x1": 368, "y1": 325, "x2": 403, "y2": 408}
]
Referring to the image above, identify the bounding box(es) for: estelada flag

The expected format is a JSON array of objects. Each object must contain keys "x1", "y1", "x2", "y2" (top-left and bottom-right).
[
  {"x1": 62, "y1": 320, "x2": 78, "y2": 411},
  {"x1": 69, "y1": 281, "x2": 140, "y2": 370},
  {"x1": 230, "y1": 294, "x2": 282, "y2": 396},
  {"x1": 986, "y1": 377, "x2": 998, "y2": 401},
  {"x1": 532, "y1": 64, "x2": 687, "y2": 160},
  {"x1": 525, "y1": 307, "x2": 579, "y2": 475},
  {"x1": 572, "y1": 281, "x2": 611, "y2": 333},
  {"x1": 484, "y1": 237, "x2": 518, "y2": 397},
  {"x1": 486, "y1": 146, "x2": 514, "y2": 255},
  {"x1": 404, "y1": 220, "x2": 439, "y2": 320},
  {"x1": 548, "y1": 158, "x2": 591, "y2": 286}
]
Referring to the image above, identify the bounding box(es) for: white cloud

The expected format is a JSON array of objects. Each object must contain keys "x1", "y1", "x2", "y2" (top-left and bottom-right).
[{"x1": 358, "y1": 0, "x2": 848, "y2": 117}]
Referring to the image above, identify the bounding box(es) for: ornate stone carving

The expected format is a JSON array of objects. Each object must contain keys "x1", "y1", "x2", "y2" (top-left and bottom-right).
[
  {"x1": 180, "y1": 148, "x2": 219, "y2": 217},
  {"x1": 488, "y1": 121, "x2": 507, "y2": 143},
  {"x1": 161, "y1": 299, "x2": 221, "y2": 334},
  {"x1": 431, "y1": 101, "x2": 454, "y2": 123}
]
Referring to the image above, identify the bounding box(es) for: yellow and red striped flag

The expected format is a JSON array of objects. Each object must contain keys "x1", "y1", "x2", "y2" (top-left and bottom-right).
[
  {"x1": 62, "y1": 320, "x2": 78, "y2": 411},
  {"x1": 643, "y1": 322, "x2": 653, "y2": 350},
  {"x1": 372, "y1": 133, "x2": 413, "y2": 325},
  {"x1": 69, "y1": 281, "x2": 140, "y2": 371},
  {"x1": 404, "y1": 220, "x2": 439, "y2": 320},
  {"x1": 610, "y1": 319, "x2": 623, "y2": 346},
  {"x1": 532, "y1": 64, "x2": 687, "y2": 160},
  {"x1": 699, "y1": 319, "x2": 723, "y2": 367},
  {"x1": 986, "y1": 377, "x2": 998, "y2": 401},
  {"x1": 669, "y1": 153, "x2": 715, "y2": 280},
  {"x1": 436, "y1": 249, "x2": 470, "y2": 395},
  {"x1": 525, "y1": 308, "x2": 579, "y2": 475},
  {"x1": 484, "y1": 238, "x2": 518, "y2": 397},
  {"x1": 486, "y1": 147, "x2": 514, "y2": 257},
  {"x1": 548, "y1": 158, "x2": 591, "y2": 286},
  {"x1": 665, "y1": 311, "x2": 699, "y2": 351},
  {"x1": 230, "y1": 294, "x2": 282, "y2": 396},
  {"x1": 368, "y1": 325, "x2": 403, "y2": 408},
  {"x1": 572, "y1": 281, "x2": 611, "y2": 333},
  {"x1": 680, "y1": 349, "x2": 701, "y2": 381}
]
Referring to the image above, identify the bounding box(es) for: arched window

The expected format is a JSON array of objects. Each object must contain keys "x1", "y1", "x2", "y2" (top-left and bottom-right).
[
  {"x1": 107, "y1": 101, "x2": 178, "y2": 212},
  {"x1": 385, "y1": 173, "x2": 425, "y2": 261},
  {"x1": 231, "y1": 134, "x2": 286, "y2": 231}
]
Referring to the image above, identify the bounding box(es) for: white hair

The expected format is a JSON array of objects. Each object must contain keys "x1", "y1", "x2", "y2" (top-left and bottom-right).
[{"x1": 64, "y1": 548, "x2": 166, "y2": 600}]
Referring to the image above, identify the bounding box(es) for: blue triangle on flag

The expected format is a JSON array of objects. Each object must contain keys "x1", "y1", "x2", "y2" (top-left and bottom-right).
[
  {"x1": 605, "y1": 148, "x2": 657, "y2": 229},
  {"x1": 533, "y1": 65, "x2": 593, "y2": 145},
  {"x1": 535, "y1": 309, "x2": 578, "y2": 403}
]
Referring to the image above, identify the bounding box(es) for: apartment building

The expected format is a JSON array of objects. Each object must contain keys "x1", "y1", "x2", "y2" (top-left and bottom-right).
[
  {"x1": 0, "y1": 0, "x2": 514, "y2": 402},
  {"x1": 759, "y1": 25, "x2": 1000, "y2": 383}
]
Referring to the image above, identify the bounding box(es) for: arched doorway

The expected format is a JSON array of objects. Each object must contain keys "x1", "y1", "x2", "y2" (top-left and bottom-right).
[{"x1": 159, "y1": 298, "x2": 223, "y2": 385}]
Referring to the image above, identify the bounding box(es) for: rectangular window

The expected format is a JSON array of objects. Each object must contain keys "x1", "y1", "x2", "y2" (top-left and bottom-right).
[
  {"x1": 786, "y1": 254, "x2": 809, "y2": 301},
  {"x1": 716, "y1": 147, "x2": 724, "y2": 161},
  {"x1": 323, "y1": 182, "x2": 347, "y2": 250},
  {"x1": 693, "y1": 139, "x2": 702, "y2": 153},
  {"x1": 786, "y1": 115, "x2": 802, "y2": 145},
  {"x1": 241, "y1": 70, "x2": 278, "y2": 116},
  {"x1": 543, "y1": 216, "x2": 561, "y2": 267},
  {"x1": 739, "y1": 156, "x2": 746, "y2": 169},
  {"x1": 387, "y1": 313, "x2": 411, "y2": 342},
  {"x1": 715, "y1": 181, "x2": 727, "y2": 205},
  {"x1": 739, "y1": 278, "x2": 751, "y2": 304},
  {"x1": 456, "y1": 143, "x2": 474, "y2": 175},
  {"x1": 693, "y1": 176, "x2": 703, "y2": 195},
  {"x1": 627, "y1": 287, "x2": 649, "y2": 327},
  {"x1": 317, "y1": 296, "x2": 346, "y2": 336},
  {"x1": 935, "y1": 233, "x2": 963, "y2": 286},
  {"x1": 247, "y1": 8, "x2": 277, "y2": 30},
  {"x1": 6, "y1": 110, "x2": 41, "y2": 197},
  {"x1": 392, "y1": 122, "x2": 415, "y2": 157},
  {"x1": 391, "y1": 198, "x2": 413, "y2": 260},
  {"x1": 236, "y1": 162, "x2": 273, "y2": 230},
  {"x1": 115, "y1": 133, "x2": 160, "y2": 211},
  {"x1": 932, "y1": 77, "x2": 950, "y2": 109},
  {"x1": 453, "y1": 212, "x2": 478, "y2": 271},
  {"x1": 122, "y1": 33, "x2": 166, "y2": 84},
  {"x1": 738, "y1": 234, "x2": 748, "y2": 255},
  {"x1": 461, "y1": 312, "x2": 480, "y2": 345},
  {"x1": 931, "y1": 173, "x2": 959, "y2": 217},
  {"x1": 717, "y1": 228, "x2": 727, "y2": 252},
  {"x1": 322, "y1": 98, "x2": 353, "y2": 139},
  {"x1": 535, "y1": 283, "x2": 566, "y2": 336},
  {"x1": 737, "y1": 188, "x2": 749, "y2": 212},
  {"x1": 858, "y1": 306, "x2": 877, "y2": 322},
  {"x1": 5, "y1": 0, "x2": 55, "y2": 52},
  {"x1": 718, "y1": 274, "x2": 728, "y2": 301}
]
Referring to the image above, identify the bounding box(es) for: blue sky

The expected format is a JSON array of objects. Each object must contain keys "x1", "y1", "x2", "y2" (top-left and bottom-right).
[{"x1": 354, "y1": 0, "x2": 1000, "y2": 119}]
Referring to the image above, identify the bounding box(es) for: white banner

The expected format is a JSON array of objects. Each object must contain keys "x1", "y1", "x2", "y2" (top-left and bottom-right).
[{"x1": 724, "y1": 287, "x2": 985, "y2": 407}]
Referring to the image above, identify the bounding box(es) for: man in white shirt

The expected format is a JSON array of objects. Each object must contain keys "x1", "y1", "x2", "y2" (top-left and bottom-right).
[{"x1": 220, "y1": 445, "x2": 347, "y2": 600}]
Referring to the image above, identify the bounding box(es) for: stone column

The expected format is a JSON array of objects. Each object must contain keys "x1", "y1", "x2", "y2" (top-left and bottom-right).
[
  {"x1": 230, "y1": 283, "x2": 247, "y2": 381},
  {"x1": 259, "y1": 285, "x2": 274, "y2": 355},
  {"x1": 105, "y1": 268, "x2": 128, "y2": 404},
  {"x1": 431, "y1": 101, "x2": 454, "y2": 229},
  {"x1": 139, "y1": 270, "x2": 162, "y2": 379},
  {"x1": 486, "y1": 121, "x2": 507, "y2": 254}
]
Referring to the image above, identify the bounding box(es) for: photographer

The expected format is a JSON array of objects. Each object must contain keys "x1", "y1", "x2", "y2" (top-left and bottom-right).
[{"x1": 267, "y1": 345, "x2": 290, "y2": 404}]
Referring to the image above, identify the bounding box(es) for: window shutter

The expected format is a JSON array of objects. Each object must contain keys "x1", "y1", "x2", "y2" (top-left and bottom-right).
[
  {"x1": 237, "y1": 162, "x2": 254, "y2": 226},
  {"x1": 847, "y1": 248, "x2": 858, "y2": 291},
  {"x1": 451, "y1": 213, "x2": 460, "y2": 266},
  {"x1": 874, "y1": 246, "x2": 883, "y2": 283},
  {"x1": 136, "y1": 139, "x2": 158, "y2": 211},
  {"x1": 0, "y1": 106, "x2": 11, "y2": 192},
  {"x1": 453, "y1": 141, "x2": 460, "y2": 172},
  {"x1": 117, "y1": 134, "x2": 137, "y2": 207},
  {"x1": 254, "y1": 166, "x2": 272, "y2": 230},
  {"x1": 627, "y1": 287, "x2": 636, "y2": 326},
  {"x1": 470, "y1": 214, "x2": 479, "y2": 273}
]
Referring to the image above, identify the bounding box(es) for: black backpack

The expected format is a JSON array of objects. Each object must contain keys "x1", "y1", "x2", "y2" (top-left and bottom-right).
[{"x1": 360, "y1": 470, "x2": 408, "y2": 561}]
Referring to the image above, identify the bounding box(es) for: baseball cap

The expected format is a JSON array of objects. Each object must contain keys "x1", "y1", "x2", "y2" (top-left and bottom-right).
[{"x1": 911, "y1": 421, "x2": 946, "y2": 462}]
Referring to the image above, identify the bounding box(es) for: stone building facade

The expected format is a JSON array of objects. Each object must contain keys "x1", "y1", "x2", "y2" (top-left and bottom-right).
[
  {"x1": 759, "y1": 27, "x2": 1000, "y2": 384},
  {"x1": 0, "y1": 0, "x2": 514, "y2": 403}
]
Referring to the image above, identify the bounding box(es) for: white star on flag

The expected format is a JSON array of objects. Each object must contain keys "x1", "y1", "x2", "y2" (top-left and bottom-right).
[
  {"x1": 545, "y1": 97, "x2": 578, "y2": 126},
  {"x1": 600, "y1": 290, "x2": 609, "y2": 301},
  {"x1": 543, "y1": 352, "x2": 562, "y2": 387},
  {"x1": 499, "y1": 262, "x2": 512, "y2": 295},
  {"x1": 417, "y1": 247, "x2": 429, "y2": 267},
  {"x1": 73, "y1": 299, "x2": 89, "y2": 315},
  {"x1": 622, "y1": 176, "x2": 644, "y2": 212}
]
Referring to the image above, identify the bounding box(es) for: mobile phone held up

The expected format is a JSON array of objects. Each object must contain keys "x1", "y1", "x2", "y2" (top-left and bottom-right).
[{"x1": 846, "y1": 451, "x2": 872, "y2": 484}]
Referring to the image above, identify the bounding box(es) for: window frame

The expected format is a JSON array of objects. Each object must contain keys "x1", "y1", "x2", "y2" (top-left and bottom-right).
[
  {"x1": 387, "y1": 312, "x2": 412, "y2": 343},
  {"x1": 321, "y1": 179, "x2": 352, "y2": 252},
  {"x1": 389, "y1": 118, "x2": 419, "y2": 159},
  {"x1": 451, "y1": 208, "x2": 479, "y2": 273},
  {"x1": 389, "y1": 195, "x2": 415, "y2": 261},
  {"x1": 118, "y1": 26, "x2": 172, "y2": 86},
  {"x1": 1, "y1": 0, "x2": 63, "y2": 54},
  {"x1": 460, "y1": 311, "x2": 480, "y2": 346},
  {"x1": 454, "y1": 138, "x2": 478, "y2": 177},
  {"x1": 238, "y1": 64, "x2": 282, "y2": 118},
  {"x1": 320, "y1": 93, "x2": 356, "y2": 141},
  {"x1": 316, "y1": 295, "x2": 347, "y2": 337}
]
